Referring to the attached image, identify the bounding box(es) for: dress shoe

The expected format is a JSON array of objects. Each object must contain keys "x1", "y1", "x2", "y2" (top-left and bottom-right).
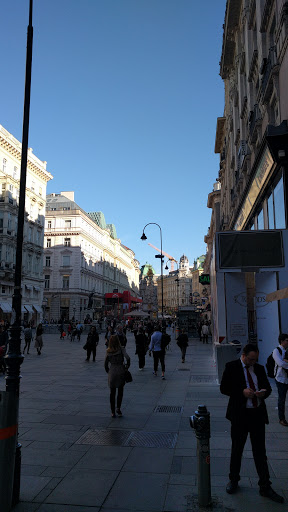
[
  {"x1": 279, "y1": 419, "x2": 288, "y2": 426},
  {"x1": 259, "y1": 487, "x2": 284, "y2": 503},
  {"x1": 226, "y1": 481, "x2": 238, "y2": 494}
]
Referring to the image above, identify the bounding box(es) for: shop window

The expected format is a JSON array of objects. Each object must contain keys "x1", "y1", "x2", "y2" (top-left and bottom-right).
[
  {"x1": 274, "y1": 177, "x2": 286, "y2": 229},
  {"x1": 257, "y1": 209, "x2": 264, "y2": 230},
  {"x1": 267, "y1": 193, "x2": 275, "y2": 229}
]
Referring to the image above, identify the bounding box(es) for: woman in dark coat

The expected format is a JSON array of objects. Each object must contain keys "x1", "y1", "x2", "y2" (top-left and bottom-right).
[
  {"x1": 135, "y1": 327, "x2": 148, "y2": 370},
  {"x1": 85, "y1": 326, "x2": 99, "y2": 362},
  {"x1": 176, "y1": 329, "x2": 189, "y2": 363},
  {"x1": 104, "y1": 335, "x2": 130, "y2": 417},
  {"x1": 35, "y1": 323, "x2": 44, "y2": 355}
]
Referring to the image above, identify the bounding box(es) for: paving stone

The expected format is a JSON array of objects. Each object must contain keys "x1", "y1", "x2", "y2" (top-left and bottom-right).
[
  {"x1": 46, "y1": 468, "x2": 119, "y2": 506},
  {"x1": 104, "y1": 472, "x2": 168, "y2": 511},
  {"x1": 20, "y1": 476, "x2": 52, "y2": 502},
  {"x1": 75, "y1": 445, "x2": 131, "y2": 470}
]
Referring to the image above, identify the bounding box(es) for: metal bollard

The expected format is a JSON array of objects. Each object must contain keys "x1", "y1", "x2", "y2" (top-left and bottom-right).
[{"x1": 190, "y1": 405, "x2": 211, "y2": 508}]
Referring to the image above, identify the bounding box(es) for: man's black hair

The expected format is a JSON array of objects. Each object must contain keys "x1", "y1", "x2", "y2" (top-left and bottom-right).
[
  {"x1": 242, "y1": 343, "x2": 259, "y2": 355},
  {"x1": 278, "y1": 333, "x2": 288, "y2": 344}
]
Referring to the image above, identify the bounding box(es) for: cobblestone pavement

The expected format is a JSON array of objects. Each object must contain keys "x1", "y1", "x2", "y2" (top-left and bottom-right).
[{"x1": 0, "y1": 330, "x2": 287, "y2": 511}]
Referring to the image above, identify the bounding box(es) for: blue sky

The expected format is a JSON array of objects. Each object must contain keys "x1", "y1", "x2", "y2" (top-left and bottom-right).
[{"x1": 2, "y1": 0, "x2": 226, "y2": 274}]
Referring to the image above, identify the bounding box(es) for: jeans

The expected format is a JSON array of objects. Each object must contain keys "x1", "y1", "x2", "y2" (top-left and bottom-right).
[
  {"x1": 153, "y1": 350, "x2": 165, "y2": 373},
  {"x1": 276, "y1": 380, "x2": 288, "y2": 421}
]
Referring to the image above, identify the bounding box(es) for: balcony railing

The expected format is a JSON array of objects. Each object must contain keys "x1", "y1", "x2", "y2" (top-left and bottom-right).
[{"x1": 261, "y1": 46, "x2": 278, "y2": 101}]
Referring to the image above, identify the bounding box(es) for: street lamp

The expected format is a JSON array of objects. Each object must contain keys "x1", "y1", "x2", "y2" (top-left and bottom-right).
[
  {"x1": 141, "y1": 223, "x2": 164, "y2": 324},
  {"x1": 73, "y1": 301, "x2": 76, "y2": 320},
  {"x1": 3, "y1": 1, "x2": 34, "y2": 506}
]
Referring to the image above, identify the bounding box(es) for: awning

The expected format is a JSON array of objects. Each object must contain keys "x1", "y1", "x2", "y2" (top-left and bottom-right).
[
  {"x1": 21, "y1": 305, "x2": 26, "y2": 313},
  {"x1": 24, "y1": 304, "x2": 34, "y2": 313},
  {"x1": 33, "y1": 304, "x2": 42, "y2": 313},
  {"x1": 33, "y1": 286, "x2": 41, "y2": 292},
  {"x1": 25, "y1": 284, "x2": 32, "y2": 290},
  {"x1": 0, "y1": 302, "x2": 12, "y2": 313}
]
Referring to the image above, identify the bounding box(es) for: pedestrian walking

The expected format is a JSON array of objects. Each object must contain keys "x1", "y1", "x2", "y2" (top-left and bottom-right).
[
  {"x1": 220, "y1": 343, "x2": 284, "y2": 503},
  {"x1": 176, "y1": 329, "x2": 189, "y2": 363},
  {"x1": 23, "y1": 322, "x2": 33, "y2": 354},
  {"x1": 85, "y1": 326, "x2": 99, "y2": 362},
  {"x1": 35, "y1": 323, "x2": 44, "y2": 355},
  {"x1": 105, "y1": 325, "x2": 114, "y2": 347},
  {"x1": 116, "y1": 324, "x2": 127, "y2": 347},
  {"x1": 272, "y1": 333, "x2": 288, "y2": 426},
  {"x1": 104, "y1": 335, "x2": 130, "y2": 417},
  {"x1": 135, "y1": 327, "x2": 148, "y2": 370},
  {"x1": 149, "y1": 324, "x2": 166, "y2": 380},
  {"x1": 201, "y1": 322, "x2": 209, "y2": 344},
  {"x1": 76, "y1": 322, "x2": 83, "y2": 341}
]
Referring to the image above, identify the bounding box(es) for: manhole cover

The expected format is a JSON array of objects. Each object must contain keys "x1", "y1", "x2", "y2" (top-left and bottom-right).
[
  {"x1": 76, "y1": 429, "x2": 131, "y2": 446},
  {"x1": 190, "y1": 375, "x2": 218, "y2": 383},
  {"x1": 127, "y1": 431, "x2": 178, "y2": 448},
  {"x1": 76, "y1": 429, "x2": 178, "y2": 448},
  {"x1": 154, "y1": 405, "x2": 183, "y2": 413}
]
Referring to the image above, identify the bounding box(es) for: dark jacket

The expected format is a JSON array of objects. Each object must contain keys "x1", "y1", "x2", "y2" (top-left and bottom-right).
[
  {"x1": 176, "y1": 333, "x2": 188, "y2": 347},
  {"x1": 220, "y1": 358, "x2": 272, "y2": 424}
]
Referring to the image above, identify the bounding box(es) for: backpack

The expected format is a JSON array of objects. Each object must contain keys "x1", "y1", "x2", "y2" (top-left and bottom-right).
[
  {"x1": 266, "y1": 347, "x2": 282, "y2": 378},
  {"x1": 161, "y1": 333, "x2": 171, "y2": 350}
]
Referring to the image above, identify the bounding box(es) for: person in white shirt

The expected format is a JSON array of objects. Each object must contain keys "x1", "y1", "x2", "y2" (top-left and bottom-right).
[{"x1": 273, "y1": 333, "x2": 288, "y2": 427}]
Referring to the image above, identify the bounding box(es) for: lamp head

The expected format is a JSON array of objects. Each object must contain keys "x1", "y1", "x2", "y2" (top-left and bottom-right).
[
  {"x1": 165, "y1": 264, "x2": 169, "y2": 270},
  {"x1": 140, "y1": 232, "x2": 147, "y2": 241}
]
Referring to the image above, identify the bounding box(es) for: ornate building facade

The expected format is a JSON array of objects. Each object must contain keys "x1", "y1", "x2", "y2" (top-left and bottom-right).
[
  {"x1": 0, "y1": 124, "x2": 53, "y2": 323},
  {"x1": 43, "y1": 192, "x2": 140, "y2": 321}
]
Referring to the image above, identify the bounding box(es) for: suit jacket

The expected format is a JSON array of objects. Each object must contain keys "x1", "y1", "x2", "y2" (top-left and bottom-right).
[{"x1": 220, "y1": 358, "x2": 272, "y2": 424}]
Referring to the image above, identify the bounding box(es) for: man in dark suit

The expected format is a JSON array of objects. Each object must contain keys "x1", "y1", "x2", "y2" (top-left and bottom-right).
[{"x1": 220, "y1": 343, "x2": 284, "y2": 503}]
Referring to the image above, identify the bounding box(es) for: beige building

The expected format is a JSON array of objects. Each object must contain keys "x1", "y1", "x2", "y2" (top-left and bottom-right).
[
  {"x1": 157, "y1": 255, "x2": 194, "y2": 314},
  {"x1": 0, "y1": 124, "x2": 53, "y2": 323},
  {"x1": 205, "y1": 0, "x2": 288, "y2": 346},
  {"x1": 43, "y1": 192, "x2": 140, "y2": 321},
  {"x1": 214, "y1": 0, "x2": 288, "y2": 233}
]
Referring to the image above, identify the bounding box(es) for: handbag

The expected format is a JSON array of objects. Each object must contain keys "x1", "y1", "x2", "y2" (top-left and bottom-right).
[
  {"x1": 124, "y1": 369, "x2": 133, "y2": 383},
  {"x1": 83, "y1": 343, "x2": 87, "y2": 350}
]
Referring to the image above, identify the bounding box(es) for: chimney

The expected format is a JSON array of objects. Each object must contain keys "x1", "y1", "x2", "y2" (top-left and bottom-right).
[{"x1": 61, "y1": 191, "x2": 74, "y2": 201}]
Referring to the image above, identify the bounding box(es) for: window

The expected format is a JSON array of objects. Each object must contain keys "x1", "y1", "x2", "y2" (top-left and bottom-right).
[
  {"x1": 45, "y1": 256, "x2": 51, "y2": 267},
  {"x1": 13, "y1": 167, "x2": 18, "y2": 179},
  {"x1": 39, "y1": 186, "x2": 42, "y2": 196},
  {"x1": 28, "y1": 227, "x2": 32, "y2": 242},
  {"x1": 274, "y1": 177, "x2": 286, "y2": 229},
  {"x1": 63, "y1": 207, "x2": 70, "y2": 211},
  {"x1": 3, "y1": 159, "x2": 7, "y2": 172},
  {"x1": 257, "y1": 209, "x2": 264, "y2": 230},
  {"x1": 62, "y1": 255, "x2": 70, "y2": 266},
  {"x1": 1, "y1": 286, "x2": 5, "y2": 294},
  {"x1": 47, "y1": 221, "x2": 52, "y2": 229},
  {"x1": 31, "y1": 181, "x2": 35, "y2": 191},
  {"x1": 267, "y1": 193, "x2": 274, "y2": 229},
  {"x1": 44, "y1": 275, "x2": 50, "y2": 289},
  {"x1": 62, "y1": 275, "x2": 69, "y2": 289},
  {"x1": 51, "y1": 208, "x2": 57, "y2": 211},
  {"x1": 65, "y1": 220, "x2": 71, "y2": 229},
  {"x1": 46, "y1": 238, "x2": 51, "y2": 248},
  {"x1": 64, "y1": 238, "x2": 71, "y2": 247}
]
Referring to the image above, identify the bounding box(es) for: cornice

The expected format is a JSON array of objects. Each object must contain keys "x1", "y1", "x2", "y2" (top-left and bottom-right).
[{"x1": 0, "y1": 134, "x2": 53, "y2": 183}]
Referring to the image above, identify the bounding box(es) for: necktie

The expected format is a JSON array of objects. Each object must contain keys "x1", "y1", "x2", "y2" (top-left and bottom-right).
[{"x1": 245, "y1": 366, "x2": 258, "y2": 408}]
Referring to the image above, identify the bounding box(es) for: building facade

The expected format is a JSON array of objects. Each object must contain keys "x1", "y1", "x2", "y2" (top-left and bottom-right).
[
  {"x1": 43, "y1": 192, "x2": 140, "y2": 321},
  {"x1": 205, "y1": 0, "x2": 288, "y2": 360},
  {"x1": 215, "y1": 0, "x2": 288, "y2": 233},
  {"x1": 0, "y1": 124, "x2": 53, "y2": 324}
]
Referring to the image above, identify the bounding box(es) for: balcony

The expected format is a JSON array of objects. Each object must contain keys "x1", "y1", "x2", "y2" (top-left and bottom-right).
[
  {"x1": 260, "y1": 46, "x2": 279, "y2": 102},
  {"x1": 237, "y1": 140, "x2": 249, "y2": 173},
  {"x1": 249, "y1": 104, "x2": 262, "y2": 142}
]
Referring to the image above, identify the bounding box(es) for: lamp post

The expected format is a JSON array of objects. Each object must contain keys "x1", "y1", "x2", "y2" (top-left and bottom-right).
[
  {"x1": 141, "y1": 223, "x2": 164, "y2": 324},
  {"x1": 3, "y1": 0, "x2": 34, "y2": 505}
]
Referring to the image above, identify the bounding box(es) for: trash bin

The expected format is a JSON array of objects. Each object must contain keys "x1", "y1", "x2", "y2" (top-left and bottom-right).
[
  {"x1": 0, "y1": 391, "x2": 19, "y2": 512},
  {"x1": 215, "y1": 343, "x2": 241, "y2": 383}
]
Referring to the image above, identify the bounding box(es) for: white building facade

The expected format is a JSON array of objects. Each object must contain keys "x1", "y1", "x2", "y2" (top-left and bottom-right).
[
  {"x1": 43, "y1": 192, "x2": 140, "y2": 321},
  {"x1": 0, "y1": 124, "x2": 53, "y2": 324}
]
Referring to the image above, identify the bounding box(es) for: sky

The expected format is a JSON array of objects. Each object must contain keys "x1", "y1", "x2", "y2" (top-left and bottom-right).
[{"x1": 2, "y1": 0, "x2": 226, "y2": 275}]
